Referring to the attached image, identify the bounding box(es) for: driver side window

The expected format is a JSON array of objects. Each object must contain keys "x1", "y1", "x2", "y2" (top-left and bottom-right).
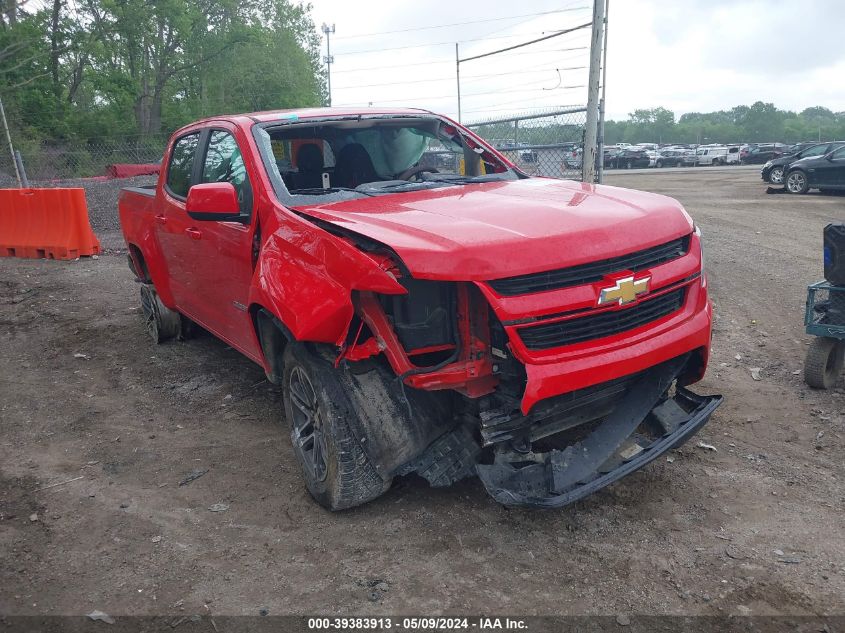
[
  {"x1": 802, "y1": 145, "x2": 828, "y2": 158},
  {"x1": 202, "y1": 131, "x2": 253, "y2": 216},
  {"x1": 830, "y1": 147, "x2": 845, "y2": 160}
]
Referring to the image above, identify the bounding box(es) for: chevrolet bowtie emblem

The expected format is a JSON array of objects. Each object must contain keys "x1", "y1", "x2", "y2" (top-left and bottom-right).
[{"x1": 598, "y1": 276, "x2": 650, "y2": 306}]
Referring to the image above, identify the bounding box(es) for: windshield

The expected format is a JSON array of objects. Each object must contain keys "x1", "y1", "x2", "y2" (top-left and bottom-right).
[{"x1": 252, "y1": 115, "x2": 518, "y2": 205}]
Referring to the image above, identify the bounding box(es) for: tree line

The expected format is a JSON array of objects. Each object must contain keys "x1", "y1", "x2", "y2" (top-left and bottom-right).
[
  {"x1": 0, "y1": 0, "x2": 326, "y2": 145},
  {"x1": 604, "y1": 103, "x2": 845, "y2": 145}
]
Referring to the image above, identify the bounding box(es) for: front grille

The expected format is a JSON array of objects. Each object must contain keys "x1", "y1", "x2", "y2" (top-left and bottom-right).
[
  {"x1": 488, "y1": 234, "x2": 691, "y2": 296},
  {"x1": 518, "y1": 288, "x2": 686, "y2": 350}
]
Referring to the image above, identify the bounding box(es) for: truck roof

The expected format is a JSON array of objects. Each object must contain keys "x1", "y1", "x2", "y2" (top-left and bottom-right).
[{"x1": 172, "y1": 106, "x2": 438, "y2": 134}]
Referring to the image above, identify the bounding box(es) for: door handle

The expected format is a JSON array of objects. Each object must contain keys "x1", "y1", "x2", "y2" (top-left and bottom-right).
[
  {"x1": 154, "y1": 214, "x2": 167, "y2": 225},
  {"x1": 185, "y1": 227, "x2": 202, "y2": 240}
]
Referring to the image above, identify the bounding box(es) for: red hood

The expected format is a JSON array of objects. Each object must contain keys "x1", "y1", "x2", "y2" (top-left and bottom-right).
[{"x1": 293, "y1": 178, "x2": 694, "y2": 281}]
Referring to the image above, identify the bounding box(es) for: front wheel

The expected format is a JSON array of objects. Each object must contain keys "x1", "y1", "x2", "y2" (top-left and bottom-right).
[
  {"x1": 712, "y1": 158, "x2": 721, "y2": 166},
  {"x1": 655, "y1": 160, "x2": 663, "y2": 168},
  {"x1": 804, "y1": 337, "x2": 845, "y2": 389},
  {"x1": 769, "y1": 166, "x2": 784, "y2": 184},
  {"x1": 282, "y1": 343, "x2": 391, "y2": 510},
  {"x1": 786, "y1": 170, "x2": 810, "y2": 194}
]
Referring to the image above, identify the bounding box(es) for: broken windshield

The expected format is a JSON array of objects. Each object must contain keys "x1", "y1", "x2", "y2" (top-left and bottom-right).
[{"x1": 252, "y1": 115, "x2": 519, "y2": 205}]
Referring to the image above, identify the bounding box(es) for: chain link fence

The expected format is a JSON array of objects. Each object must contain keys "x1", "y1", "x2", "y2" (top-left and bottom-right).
[
  {"x1": 466, "y1": 106, "x2": 587, "y2": 181},
  {"x1": 0, "y1": 109, "x2": 590, "y2": 184},
  {"x1": 0, "y1": 136, "x2": 168, "y2": 184}
]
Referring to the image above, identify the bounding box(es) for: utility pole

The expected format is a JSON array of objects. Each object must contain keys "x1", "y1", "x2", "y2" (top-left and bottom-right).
[
  {"x1": 582, "y1": 0, "x2": 605, "y2": 184},
  {"x1": 597, "y1": 0, "x2": 609, "y2": 184},
  {"x1": 0, "y1": 94, "x2": 22, "y2": 187},
  {"x1": 322, "y1": 23, "x2": 335, "y2": 107},
  {"x1": 455, "y1": 43, "x2": 461, "y2": 123}
]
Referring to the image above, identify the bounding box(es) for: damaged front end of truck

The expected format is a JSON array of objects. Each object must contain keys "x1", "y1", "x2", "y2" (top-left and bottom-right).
[
  {"x1": 249, "y1": 111, "x2": 722, "y2": 509},
  {"x1": 324, "y1": 262, "x2": 721, "y2": 509}
]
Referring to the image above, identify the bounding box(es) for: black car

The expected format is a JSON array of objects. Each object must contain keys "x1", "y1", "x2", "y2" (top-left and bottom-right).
[
  {"x1": 742, "y1": 143, "x2": 789, "y2": 164},
  {"x1": 788, "y1": 142, "x2": 823, "y2": 155},
  {"x1": 653, "y1": 150, "x2": 685, "y2": 168},
  {"x1": 610, "y1": 148, "x2": 650, "y2": 169},
  {"x1": 784, "y1": 145, "x2": 845, "y2": 194},
  {"x1": 762, "y1": 141, "x2": 845, "y2": 185}
]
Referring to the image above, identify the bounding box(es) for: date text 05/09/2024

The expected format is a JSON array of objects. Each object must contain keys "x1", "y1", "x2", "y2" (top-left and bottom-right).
[{"x1": 307, "y1": 617, "x2": 528, "y2": 630}]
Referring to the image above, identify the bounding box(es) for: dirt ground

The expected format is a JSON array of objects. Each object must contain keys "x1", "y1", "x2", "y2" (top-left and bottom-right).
[{"x1": 1, "y1": 169, "x2": 843, "y2": 619}]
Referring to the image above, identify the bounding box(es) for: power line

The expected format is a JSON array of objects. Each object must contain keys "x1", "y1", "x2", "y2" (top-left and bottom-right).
[
  {"x1": 333, "y1": 65, "x2": 586, "y2": 91},
  {"x1": 334, "y1": 84, "x2": 585, "y2": 107},
  {"x1": 459, "y1": 22, "x2": 592, "y2": 63},
  {"x1": 336, "y1": 27, "x2": 588, "y2": 56},
  {"x1": 330, "y1": 46, "x2": 588, "y2": 75},
  {"x1": 332, "y1": 7, "x2": 589, "y2": 40}
]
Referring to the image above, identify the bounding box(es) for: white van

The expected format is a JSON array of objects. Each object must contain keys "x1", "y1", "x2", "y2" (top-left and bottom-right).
[{"x1": 694, "y1": 146, "x2": 731, "y2": 166}]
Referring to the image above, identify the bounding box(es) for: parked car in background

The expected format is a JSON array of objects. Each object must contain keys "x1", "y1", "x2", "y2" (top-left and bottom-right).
[
  {"x1": 742, "y1": 143, "x2": 788, "y2": 164},
  {"x1": 603, "y1": 147, "x2": 622, "y2": 168},
  {"x1": 726, "y1": 146, "x2": 741, "y2": 164},
  {"x1": 784, "y1": 145, "x2": 845, "y2": 194},
  {"x1": 763, "y1": 141, "x2": 845, "y2": 185},
  {"x1": 653, "y1": 149, "x2": 685, "y2": 168},
  {"x1": 787, "y1": 142, "x2": 823, "y2": 156},
  {"x1": 561, "y1": 144, "x2": 583, "y2": 170},
  {"x1": 694, "y1": 146, "x2": 732, "y2": 166},
  {"x1": 614, "y1": 148, "x2": 651, "y2": 169}
]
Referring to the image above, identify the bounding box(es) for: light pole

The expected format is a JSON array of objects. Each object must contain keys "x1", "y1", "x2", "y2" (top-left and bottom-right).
[{"x1": 321, "y1": 23, "x2": 335, "y2": 107}]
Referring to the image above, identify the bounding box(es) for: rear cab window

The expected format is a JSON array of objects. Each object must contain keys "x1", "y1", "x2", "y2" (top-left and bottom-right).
[{"x1": 166, "y1": 133, "x2": 200, "y2": 199}]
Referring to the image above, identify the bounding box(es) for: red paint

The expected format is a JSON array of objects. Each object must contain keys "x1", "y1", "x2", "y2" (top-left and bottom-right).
[{"x1": 119, "y1": 108, "x2": 713, "y2": 414}]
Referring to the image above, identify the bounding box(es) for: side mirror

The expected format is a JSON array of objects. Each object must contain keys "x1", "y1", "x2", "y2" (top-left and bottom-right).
[
  {"x1": 825, "y1": 153, "x2": 835, "y2": 162},
  {"x1": 186, "y1": 182, "x2": 242, "y2": 221}
]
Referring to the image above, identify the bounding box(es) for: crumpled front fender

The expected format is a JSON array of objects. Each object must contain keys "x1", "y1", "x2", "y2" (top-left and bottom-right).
[{"x1": 248, "y1": 213, "x2": 406, "y2": 345}]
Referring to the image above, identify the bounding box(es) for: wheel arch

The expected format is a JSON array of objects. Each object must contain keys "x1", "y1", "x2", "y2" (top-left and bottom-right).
[{"x1": 251, "y1": 305, "x2": 295, "y2": 384}]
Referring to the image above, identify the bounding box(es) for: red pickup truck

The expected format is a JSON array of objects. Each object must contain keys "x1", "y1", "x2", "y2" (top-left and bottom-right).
[{"x1": 119, "y1": 107, "x2": 721, "y2": 510}]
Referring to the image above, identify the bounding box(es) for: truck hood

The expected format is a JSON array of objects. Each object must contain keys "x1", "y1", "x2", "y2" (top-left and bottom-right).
[{"x1": 292, "y1": 178, "x2": 694, "y2": 281}]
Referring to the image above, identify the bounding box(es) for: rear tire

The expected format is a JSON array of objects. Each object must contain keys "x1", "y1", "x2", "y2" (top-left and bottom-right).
[
  {"x1": 282, "y1": 343, "x2": 391, "y2": 511},
  {"x1": 786, "y1": 170, "x2": 810, "y2": 194},
  {"x1": 139, "y1": 283, "x2": 181, "y2": 344},
  {"x1": 804, "y1": 337, "x2": 845, "y2": 389},
  {"x1": 712, "y1": 158, "x2": 721, "y2": 166}
]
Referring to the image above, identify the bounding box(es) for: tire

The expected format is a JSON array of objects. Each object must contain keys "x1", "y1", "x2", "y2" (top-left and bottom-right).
[
  {"x1": 804, "y1": 337, "x2": 845, "y2": 389},
  {"x1": 786, "y1": 170, "x2": 810, "y2": 194},
  {"x1": 712, "y1": 158, "x2": 721, "y2": 166},
  {"x1": 769, "y1": 166, "x2": 784, "y2": 185},
  {"x1": 139, "y1": 283, "x2": 180, "y2": 344},
  {"x1": 282, "y1": 343, "x2": 391, "y2": 511},
  {"x1": 625, "y1": 160, "x2": 633, "y2": 169},
  {"x1": 655, "y1": 160, "x2": 663, "y2": 168}
]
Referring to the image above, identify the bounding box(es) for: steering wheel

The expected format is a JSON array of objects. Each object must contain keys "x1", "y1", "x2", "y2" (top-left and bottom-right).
[{"x1": 398, "y1": 165, "x2": 439, "y2": 181}]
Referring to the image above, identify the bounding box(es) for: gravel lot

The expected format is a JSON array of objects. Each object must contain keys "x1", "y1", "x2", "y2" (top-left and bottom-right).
[{"x1": 1, "y1": 169, "x2": 843, "y2": 621}]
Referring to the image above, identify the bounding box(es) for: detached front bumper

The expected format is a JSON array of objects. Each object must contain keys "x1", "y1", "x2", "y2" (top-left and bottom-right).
[{"x1": 476, "y1": 355, "x2": 722, "y2": 508}]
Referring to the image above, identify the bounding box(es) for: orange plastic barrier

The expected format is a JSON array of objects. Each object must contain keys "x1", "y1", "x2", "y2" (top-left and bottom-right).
[{"x1": 0, "y1": 188, "x2": 101, "y2": 260}]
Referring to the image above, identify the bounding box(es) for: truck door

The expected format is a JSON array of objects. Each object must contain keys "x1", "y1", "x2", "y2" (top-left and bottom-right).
[
  {"x1": 178, "y1": 127, "x2": 261, "y2": 357},
  {"x1": 158, "y1": 132, "x2": 202, "y2": 308}
]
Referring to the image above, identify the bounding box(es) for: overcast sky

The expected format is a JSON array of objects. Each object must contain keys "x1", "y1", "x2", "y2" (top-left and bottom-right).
[{"x1": 308, "y1": 0, "x2": 845, "y2": 123}]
